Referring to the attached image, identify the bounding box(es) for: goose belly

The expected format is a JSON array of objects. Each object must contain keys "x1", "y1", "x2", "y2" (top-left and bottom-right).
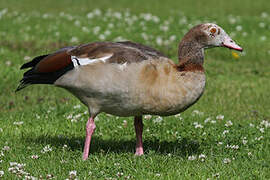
[{"x1": 55, "y1": 60, "x2": 206, "y2": 117}]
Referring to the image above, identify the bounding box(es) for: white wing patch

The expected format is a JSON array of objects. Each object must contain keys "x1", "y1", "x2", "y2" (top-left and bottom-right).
[
  {"x1": 119, "y1": 62, "x2": 127, "y2": 71},
  {"x1": 71, "y1": 54, "x2": 113, "y2": 67}
]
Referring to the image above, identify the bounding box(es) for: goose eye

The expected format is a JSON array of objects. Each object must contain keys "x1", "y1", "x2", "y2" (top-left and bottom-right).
[{"x1": 210, "y1": 28, "x2": 217, "y2": 34}]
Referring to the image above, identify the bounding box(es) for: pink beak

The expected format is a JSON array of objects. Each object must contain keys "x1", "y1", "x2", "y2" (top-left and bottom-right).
[{"x1": 222, "y1": 35, "x2": 243, "y2": 52}]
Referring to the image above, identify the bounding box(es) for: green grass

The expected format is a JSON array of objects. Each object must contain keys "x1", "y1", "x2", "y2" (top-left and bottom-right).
[{"x1": 0, "y1": 0, "x2": 270, "y2": 179}]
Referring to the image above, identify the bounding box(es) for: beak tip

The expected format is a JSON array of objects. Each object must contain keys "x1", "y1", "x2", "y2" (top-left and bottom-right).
[{"x1": 236, "y1": 47, "x2": 243, "y2": 52}]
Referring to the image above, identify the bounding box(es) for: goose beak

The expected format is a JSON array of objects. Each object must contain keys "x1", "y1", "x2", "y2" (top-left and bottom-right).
[{"x1": 222, "y1": 35, "x2": 243, "y2": 52}]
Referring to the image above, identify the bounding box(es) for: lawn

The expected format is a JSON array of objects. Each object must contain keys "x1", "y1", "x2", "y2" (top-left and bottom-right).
[{"x1": 0, "y1": 0, "x2": 270, "y2": 179}]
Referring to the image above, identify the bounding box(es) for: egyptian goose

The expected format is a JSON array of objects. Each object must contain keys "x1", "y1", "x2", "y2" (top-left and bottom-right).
[{"x1": 17, "y1": 23, "x2": 242, "y2": 160}]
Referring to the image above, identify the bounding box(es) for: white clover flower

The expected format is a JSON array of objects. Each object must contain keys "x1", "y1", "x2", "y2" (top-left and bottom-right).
[
  {"x1": 74, "y1": 20, "x2": 81, "y2": 27},
  {"x1": 242, "y1": 139, "x2": 248, "y2": 145},
  {"x1": 67, "y1": 114, "x2": 73, "y2": 119},
  {"x1": 24, "y1": 56, "x2": 31, "y2": 61},
  {"x1": 223, "y1": 158, "x2": 231, "y2": 164},
  {"x1": 116, "y1": 172, "x2": 124, "y2": 177},
  {"x1": 249, "y1": 123, "x2": 254, "y2": 127},
  {"x1": 108, "y1": 23, "x2": 114, "y2": 28},
  {"x1": 198, "y1": 154, "x2": 206, "y2": 161},
  {"x1": 260, "y1": 120, "x2": 270, "y2": 128},
  {"x1": 31, "y1": 155, "x2": 39, "y2": 159},
  {"x1": 141, "y1": 33, "x2": 149, "y2": 41},
  {"x1": 223, "y1": 130, "x2": 229, "y2": 135},
  {"x1": 2, "y1": 146, "x2": 10, "y2": 151},
  {"x1": 60, "y1": 159, "x2": 68, "y2": 164},
  {"x1": 192, "y1": 110, "x2": 204, "y2": 116},
  {"x1": 114, "y1": 163, "x2": 120, "y2": 166},
  {"x1": 0, "y1": 8, "x2": 8, "y2": 19},
  {"x1": 0, "y1": 170, "x2": 4, "y2": 177},
  {"x1": 99, "y1": 34, "x2": 106, "y2": 40},
  {"x1": 13, "y1": 121, "x2": 24, "y2": 125},
  {"x1": 188, "y1": 155, "x2": 196, "y2": 161},
  {"x1": 193, "y1": 122, "x2": 203, "y2": 129},
  {"x1": 255, "y1": 136, "x2": 263, "y2": 141},
  {"x1": 236, "y1": 25, "x2": 242, "y2": 31},
  {"x1": 42, "y1": 13, "x2": 49, "y2": 19},
  {"x1": 153, "y1": 116, "x2": 163, "y2": 123},
  {"x1": 248, "y1": 152, "x2": 252, "y2": 156},
  {"x1": 228, "y1": 16, "x2": 236, "y2": 24},
  {"x1": 179, "y1": 17, "x2": 187, "y2": 24},
  {"x1": 71, "y1": 119, "x2": 77, "y2": 123},
  {"x1": 73, "y1": 104, "x2": 81, "y2": 109},
  {"x1": 212, "y1": 173, "x2": 220, "y2": 178},
  {"x1": 9, "y1": 162, "x2": 18, "y2": 166},
  {"x1": 5, "y1": 61, "x2": 12, "y2": 67},
  {"x1": 74, "y1": 114, "x2": 82, "y2": 119},
  {"x1": 144, "y1": 115, "x2": 152, "y2": 120},
  {"x1": 259, "y1": 127, "x2": 264, "y2": 133},
  {"x1": 169, "y1": 35, "x2": 176, "y2": 42},
  {"x1": 242, "y1": 32, "x2": 248, "y2": 37},
  {"x1": 225, "y1": 120, "x2": 233, "y2": 127},
  {"x1": 86, "y1": 12, "x2": 94, "y2": 19},
  {"x1": 114, "y1": 12, "x2": 122, "y2": 19},
  {"x1": 216, "y1": 115, "x2": 224, "y2": 120},
  {"x1": 204, "y1": 117, "x2": 211, "y2": 123},
  {"x1": 69, "y1": 170, "x2": 77, "y2": 176},
  {"x1": 152, "y1": 16, "x2": 160, "y2": 23},
  {"x1": 0, "y1": 128, "x2": 3, "y2": 132},
  {"x1": 259, "y1": 22, "x2": 265, "y2": 28},
  {"x1": 217, "y1": 142, "x2": 223, "y2": 146},
  {"x1": 261, "y1": 12, "x2": 268, "y2": 18},
  {"x1": 211, "y1": 120, "x2": 216, "y2": 124},
  {"x1": 226, "y1": 144, "x2": 239, "y2": 150},
  {"x1": 92, "y1": 26, "x2": 101, "y2": 35},
  {"x1": 160, "y1": 25, "x2": 169, "y2": 32},
  {"x1": 260, "y1": 36, "x2": 266, "y2": 41},
  {"x1": 36, "y1": 114, "x2": 41, "y2": 119},
  {"x1": 104, "y1": 30, "x2": 111, "y2": 36},
  {"x1": 122, "y1": 120, "x2": 127, "y2": 127},
  {"x1": 66, "y1": 14, "x2": 73, "y2": 21},
  {"x1": 41, "y1": 145, "x2": 52, "y2": 153},
  {"x1": 140, "y1": 13, "x2": 152, "y2": 21},
  {"x1": 114, "y1": 36, "x2": 127, "y2": 42},
  {"x1": 82, "y1": 26, "x2": 89, "y2": 33},
  {"x1": 70, "y1": 37, "x2": 78, "y2": 43},
  {"x1": 93, "y1": 9, "x2": 102, "y2": 16},
  {"x1": 46, "y1": 174, "x2": 53, "y2": 179},
  {"x1": 156, "y1": 36, "x2": 163, "y2": 46}
]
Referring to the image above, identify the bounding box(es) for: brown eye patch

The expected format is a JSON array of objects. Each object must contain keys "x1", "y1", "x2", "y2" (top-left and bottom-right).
[
  {"x1": 210, "y1": 28, "x2": 217, "y2": 34},
  {"x1": 217, "y1": 28, "x2": 220, "y2": 35}
]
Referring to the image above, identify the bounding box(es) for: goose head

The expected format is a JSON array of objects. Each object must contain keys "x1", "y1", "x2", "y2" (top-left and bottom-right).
[
  {"x1": 201, "y1": 23, "x2": 243, "y2": 51},
  {"x1": 180, "y1": 23, "x2": 243, "y2": 53}
]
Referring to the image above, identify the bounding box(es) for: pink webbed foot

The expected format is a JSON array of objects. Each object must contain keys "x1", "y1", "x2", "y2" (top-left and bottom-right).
[
  {"x1": 134, "y1": 116, "x2": 144, "y2": 156},
  {"x1": 135, "y1": 147, "x2": 144, "y2": 156},
  {"x1": 82, "y1": 116, "x2": 96, "y2": 160}
]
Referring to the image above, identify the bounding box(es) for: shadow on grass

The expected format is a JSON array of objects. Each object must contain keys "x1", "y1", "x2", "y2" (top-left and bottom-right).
[{"x1": 24, "y1": 135, "x2": 201, "y2": 157}]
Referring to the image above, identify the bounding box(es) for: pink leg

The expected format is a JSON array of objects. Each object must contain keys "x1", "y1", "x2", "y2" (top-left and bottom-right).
[
  {"x1": 83, "y1": 116, "x2": 96, "y2": 160},
  {"x1": 134, "y1": 116, "x2": 144, "y2": 155}
]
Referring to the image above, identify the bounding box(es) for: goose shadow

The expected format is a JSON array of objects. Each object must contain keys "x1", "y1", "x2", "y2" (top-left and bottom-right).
[{"x1": 24, "y1": 135, "x2": 202, "y2": 157}]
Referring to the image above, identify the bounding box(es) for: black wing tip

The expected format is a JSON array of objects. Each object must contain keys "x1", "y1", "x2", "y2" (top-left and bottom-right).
[
  {"x1": 20, "y1": 64, "x2": 29, "y2": 70},
  {"x1": 20, "y1": 54, "x2": 49, "y2": 70},
  {"x1": 15, "y1": 83, "x2": 29, "y2": 92}
]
